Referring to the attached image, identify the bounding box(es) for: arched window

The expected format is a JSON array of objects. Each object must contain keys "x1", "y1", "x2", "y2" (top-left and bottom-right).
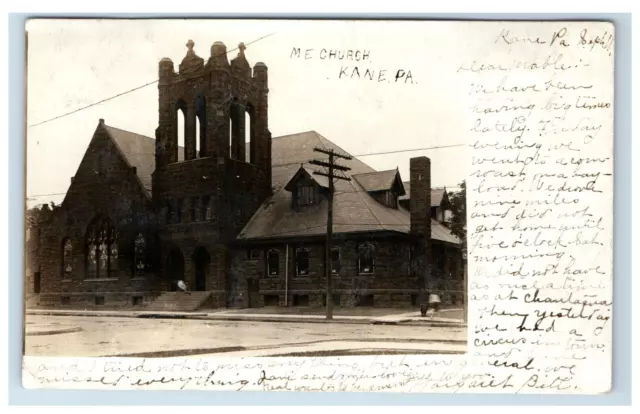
[
  {"x1": 245, "y1": 107, "x2": 252, "y2": 162},
  {"x1": 195, "y1": 95, "x2": 206, "y2": 157},
  {"x1": 175, "y1": 99, "x2": 187, "y2": 161},
  {"x1": 267, "y1": 249, "x2": 279, "y2": 276},
  {"x1": 62, "y1": 238, "x2": 73, "y2": 276},
  {"x1": 134, "y1": 233, "x2": 146, "y2": 275},
  {"x1": 86, "y1": 216, "x2": 119, "y2": 278},
  {"x1": 358, "y1": 242, "x2": 375, "y2": 274},
  {"x1": 228, "y1": 100, "x2": 246, "y2": 160}
]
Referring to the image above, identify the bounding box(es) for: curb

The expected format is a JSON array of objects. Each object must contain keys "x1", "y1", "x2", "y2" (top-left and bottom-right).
[
  {"x1": 195, "y1": 315, "x2": 371, "y2": 325},
  {"x1": 25, "y1": 326, "x2": 83, "y2": 336},
  {"x1": 102, "y1": 338, "x2": 467, "y2": 358},
  {"x1": 27, "y1": 309, "x2": 465, "y2": 328}
]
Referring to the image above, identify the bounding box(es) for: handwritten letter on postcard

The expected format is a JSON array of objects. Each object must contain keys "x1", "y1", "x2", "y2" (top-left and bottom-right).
[
  {"x1": 23, "y1": 20, "x2": 614, "y2": 394},
  {"x1": 461, "y1": 21, "x2": 614, "y2": 394}
]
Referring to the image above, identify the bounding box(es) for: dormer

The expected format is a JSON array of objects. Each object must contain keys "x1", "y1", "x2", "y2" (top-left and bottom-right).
[
  {"x1": 399, "y1": 183, "x2": 453, "y2": 223},
  {"x1": 432, "y1": 188, "x2": 452, "y2": 222},
  {"x1": 353, "y1": 169, "x2": 406, "y2": 209},
  {"x1": 285, "y1": 166, "x2": 329, "y2": 210}
]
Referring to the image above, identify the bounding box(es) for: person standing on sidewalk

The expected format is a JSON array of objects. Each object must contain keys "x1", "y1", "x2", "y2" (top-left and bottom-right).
[
  {"x1": 428, "y1": 292, "x2": 441, "y2": 317},
  {"x1": 177, "y1": 280, "x2": 191, "y2": 295}
]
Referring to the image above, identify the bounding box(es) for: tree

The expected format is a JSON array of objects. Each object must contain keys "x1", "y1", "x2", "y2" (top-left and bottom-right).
[{"x1": 448, "y1": 180, "x2": 466, "y2": 255}]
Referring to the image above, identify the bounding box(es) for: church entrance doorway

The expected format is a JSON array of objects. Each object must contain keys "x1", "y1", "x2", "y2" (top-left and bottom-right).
[
  {"x1": 167, "y1": 248, "x2": 184, "y2": 291},
  {"x1": 193, "y1": 247, "x2": 210, "y2": 292}
]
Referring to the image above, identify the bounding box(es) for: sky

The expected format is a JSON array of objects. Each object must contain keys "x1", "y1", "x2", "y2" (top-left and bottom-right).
[{"x1": 25, "y1": 19, "x2": 469, "y2": 207}]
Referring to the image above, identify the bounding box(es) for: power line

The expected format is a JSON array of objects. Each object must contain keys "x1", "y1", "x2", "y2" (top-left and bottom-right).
[
  {"x1": 271, "y1": 143, "x2": 466, "y2": 169},
  {"x1": 26, "y1": 184, "x2": 463, "y2": 201},
  {"x1": 27, "y1": 32, "x2": 276, "y2": 129},
  {"x1": 46, "y1": 142, "x2": 465, "y2": 160},
  {"x1": 25, "y1": 143, "x2": 465, "y2": 199},
  {"x1": 351, "y1": 144, "x2": 465, "y2": 157},
  {"x1": 28, "y1": 80, "x2": 159, "y2": 128}
]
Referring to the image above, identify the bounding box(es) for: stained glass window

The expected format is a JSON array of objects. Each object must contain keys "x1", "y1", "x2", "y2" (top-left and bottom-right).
[
  {"x1": 134, "y1": 232, "x2": 146, "y2": 275},
  {"x1": 85, "y1": 216, "x2": 119, "y2": 278},
  {"x1": 62, "y1": 238, "x2": 73, "y2": 275}
]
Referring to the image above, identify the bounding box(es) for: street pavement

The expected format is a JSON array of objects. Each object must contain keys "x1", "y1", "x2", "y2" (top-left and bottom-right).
[{"x1": 24, "y1": 313, "x2": 467, "y2": 358}]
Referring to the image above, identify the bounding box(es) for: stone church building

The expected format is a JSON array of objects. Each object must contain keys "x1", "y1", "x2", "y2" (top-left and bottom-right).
[{"x1": 26, "y1": 40, "x2": 464, "y2": 311}]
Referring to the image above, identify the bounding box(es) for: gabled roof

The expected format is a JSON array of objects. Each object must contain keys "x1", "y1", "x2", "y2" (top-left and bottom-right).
[
  {"x1": 353, "y1": 169, "x2": 406, "y2": 195},
  {"x1": 239, "y1": 132, "x2": 459, "y2": 245},
  {"x1": 104, "y1": 125, "x2": 185, "y2": 197},
  {"x1": 284, "y1": 166, "x2": 330, "y2": 191},
  {"x1": 399, "y1": 182, "x2": 448, "y2": 207},
  {"x1": 91, "y1": 123, "x2": 459, "y2": 246}
]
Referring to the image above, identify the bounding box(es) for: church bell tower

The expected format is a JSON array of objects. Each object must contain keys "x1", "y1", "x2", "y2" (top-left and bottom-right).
[{"x1": 152, "y1": 39, "x2": 272, "y2": 238}]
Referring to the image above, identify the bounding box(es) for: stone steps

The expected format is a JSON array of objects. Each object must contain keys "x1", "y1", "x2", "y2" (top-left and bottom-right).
[{"x1": 145, "y1": 291, "x2": 212, "y2": 312}]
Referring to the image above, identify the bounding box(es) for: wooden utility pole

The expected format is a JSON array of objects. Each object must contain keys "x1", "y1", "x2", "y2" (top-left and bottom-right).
[{"x1": 310, "y1": 148, "x2": 352, "y2": 320}]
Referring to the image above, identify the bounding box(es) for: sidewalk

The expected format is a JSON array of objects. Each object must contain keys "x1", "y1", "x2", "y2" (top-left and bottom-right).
[
  {"x1": 25, "y1": 323, "x2": 83, "y2": 336},
  {"x1": 26, "y1": 308, "x2": 465, "y2": 327},
  {"x1": 191, "y1": 340, "x2": 467, "y2": 358}
]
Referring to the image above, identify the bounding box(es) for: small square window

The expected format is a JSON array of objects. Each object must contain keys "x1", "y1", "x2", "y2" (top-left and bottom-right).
[
  {"x1": 132, "y1": 295, "x2": 143, "y2": 306},
  {"x1": 61, "y1": 296, "x2": 70, "y2": 305},
  {"x1": 263, "y1": 295, "x2": 279, "y2": 306},
  {"x1": 248, "y1": 249, "x2": 260, "y2": 260},
  {"x1": 323, "y1": 294, "x2": 341, "y2": 306},
  {"x1": 357, "y1": 294, "x2": 374, "y2": 307},
  {"x1": 95, "y1": 296, "x2": 105, "y2": 306},
  {"x1": 296, "y1": 185, "x2": 317, "y2": 206},
  {"x1": 293, "y1": 295, "x2": 309, "y2": 307}
]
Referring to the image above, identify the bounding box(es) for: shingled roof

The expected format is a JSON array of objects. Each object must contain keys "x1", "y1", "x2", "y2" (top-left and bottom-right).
[
  {"x1": 105, "y1": 125, "x2": 186, "y2": 197},
  {"x1": 399, "y1": 182, "x2": 448, "y2": 207},
  {"x1": 352, "y1": 169, "x2": 406, "y2": 195},
  {"x1": 239, "y1": 131, "x2": 459, "y2": 245},
  {"x1": 100, "y1": 125, "x2": 460, "y2": 245}
]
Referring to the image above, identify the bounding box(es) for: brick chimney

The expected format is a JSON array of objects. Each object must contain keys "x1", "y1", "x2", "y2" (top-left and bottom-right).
[
  {"x1": 410, "y1": 157, "x2": 432, "y2": 237},
  {"x1": 410, "y1": 156, "x2": 432, "y2": 296}
]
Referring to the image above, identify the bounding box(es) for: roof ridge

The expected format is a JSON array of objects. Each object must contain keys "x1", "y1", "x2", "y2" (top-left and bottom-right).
[
  {"x1": 313, "y1": 130, "x2": 328, "y2": 151},
  {"x1": 272, "y1": 130, "x2": 319, "y2": 139},
  {"x1": 104, "y1": 124, "x2": 155, "y2": 141},
  {"x1": 99, "y1": 124, "x2": 152, "y2": 200},
  {"x1": 353, "y1": 169, "x2": 397, "y2": 176}
]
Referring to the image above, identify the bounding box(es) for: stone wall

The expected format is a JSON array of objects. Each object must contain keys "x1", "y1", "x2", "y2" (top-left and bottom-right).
[
  {"x1": 34, "y1": 123, "x2": 157, "y2": 307},
  {"x1": 227, "y1": 235, "x2": 462, "y2": 309}
]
